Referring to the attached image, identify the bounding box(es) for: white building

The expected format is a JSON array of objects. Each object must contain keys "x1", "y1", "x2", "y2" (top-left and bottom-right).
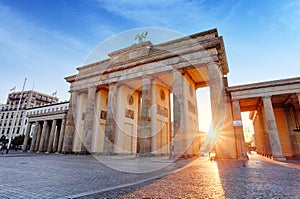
[
  {"x1": 0, "y1": 90, "x2": 59, "y2": 141},
  {"x1": 22, "y1": 101, "x2": 69, "y2": 152}
]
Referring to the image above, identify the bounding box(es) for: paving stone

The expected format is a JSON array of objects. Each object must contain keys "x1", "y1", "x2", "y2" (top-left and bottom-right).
[{"x1": 0, "y1": 152, "x2": 300, "y2": 198}]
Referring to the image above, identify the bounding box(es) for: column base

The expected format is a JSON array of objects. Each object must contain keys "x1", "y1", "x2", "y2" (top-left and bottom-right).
[
  {"x1": 172, "y1": 153, "x2": 188, "y2": 159},
  {"x1": 237, "y1": 155, "x2": 249, "y2": 160},
  {"x1": 273, "y1": 156, "x2": 286, "y2": 161},
  {"x1": 79, "y1": 151, "x2": 90, "y2": 155},
  {"x1": 137, "y1": 153, "x2": 155, "y2": 158}
]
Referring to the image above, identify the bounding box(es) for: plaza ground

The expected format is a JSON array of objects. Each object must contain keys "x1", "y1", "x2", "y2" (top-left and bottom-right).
[{"x1": 0, "y1": 152, "x2": 300, "y2": 198}]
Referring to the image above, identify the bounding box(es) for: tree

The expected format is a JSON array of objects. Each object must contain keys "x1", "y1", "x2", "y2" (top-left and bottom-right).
[{"x1": 11, "y1": 135, "x2": 25, "y2": 150}]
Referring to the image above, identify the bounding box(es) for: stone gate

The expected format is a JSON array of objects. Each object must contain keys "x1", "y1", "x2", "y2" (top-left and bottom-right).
[{"x1": 61, "y1": 28, "x2": 245, "y2": 159}]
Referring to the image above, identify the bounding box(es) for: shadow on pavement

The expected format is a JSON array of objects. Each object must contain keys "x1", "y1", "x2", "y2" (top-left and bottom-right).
[{"x1": 216, "y1": 154, "x2": 300, "y2": 198}]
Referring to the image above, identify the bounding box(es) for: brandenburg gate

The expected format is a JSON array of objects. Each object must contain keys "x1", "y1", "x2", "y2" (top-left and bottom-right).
[{"x1": 61, "y1": 28, "x2": 243, "y2": 159}]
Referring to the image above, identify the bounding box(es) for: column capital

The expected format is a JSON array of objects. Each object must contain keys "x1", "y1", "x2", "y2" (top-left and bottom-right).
[
  {"x1": 262, "y1": 95, "x2": 272, "y2": 99},
  {"x1": 69, "y1": 89, "x2": 78, "y2": 95},
  {"x1": 232, "y1": 99, "x2": 240, "y2": 102},
  {"x1": 87, "y1": 85, "x2": 97, "y2": 91},
  {"x1": 108, "y1": 82, "x2": 119, "y2": 87},
  {"x1": 296, "y1": 93, "x2": 300, "y2": 97},
  {"x1": 172, "y1": 68, "x2": 184, "y2": 73},
  {"x1": 207, "y1": 61, "x2": 220, "y2": 68},
  {"x1": 142, "y1": 75, "x2": 153, "y2": 80}
]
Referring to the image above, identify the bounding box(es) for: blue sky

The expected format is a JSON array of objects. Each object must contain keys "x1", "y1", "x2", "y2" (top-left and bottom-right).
[{"x1": 0, "y1": 0, "x2": 300, "y2": 105}]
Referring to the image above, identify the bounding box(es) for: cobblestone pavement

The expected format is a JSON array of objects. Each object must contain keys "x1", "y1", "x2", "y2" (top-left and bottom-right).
[
  {"x1": 1, "y1": 152, "x2": 300, "y2": 198},
  {"x1": 99, "y1": 154, "x2": 300, "y2": 198},
  {"x1": 0, "y1": 152, "x2": 191, "y2": 199}
]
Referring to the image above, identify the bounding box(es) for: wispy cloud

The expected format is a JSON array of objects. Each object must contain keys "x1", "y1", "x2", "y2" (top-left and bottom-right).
[
  {"x1": 96, "y1": 0, "x2": 239, "y2": 32},
  {"x1": 0, "y1": 4, "x2": 90, "y2": 102},
  {"x1": 278, "y1": 1, "x2": 300, "y2": 30},
  {"x1": 97, "y1": 0, "x2": 176, "y2": 26}
]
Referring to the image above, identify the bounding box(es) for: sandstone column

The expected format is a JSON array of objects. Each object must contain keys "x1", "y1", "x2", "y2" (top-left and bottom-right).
[
  {"x1": 47, "y1": 119, "x2": 57, "y2": 153},
  {"x1": 140, "y1": 77, "x2": 152, "y2": 155},
  {"x1": 232, "y1": 99, "x2": 247, "y2": 159},
  {"x1": 38, "y1": 120, "x2": 48, "y2": 152},
  {"x1": 57, "y1": 118, "x2": 66, "y2": 153},
  {"x1": 43, "y1": 122, "x2": 50, "y2": 151},
  {"x1": 297, "y1": 93, "x2": 300, "y2": 107},
  {"x1": 22, "y1": 122, "x2": 32, "y2": 151},
  {"x1": 168, "y1": 89, "x2": 172, "y2": 158},
  {"x1": 53, "y1": 121, "x2": 61, "y2": 152},
  {"x1": 284, "y1": 108, "x2": 300, "y2": 156},
  {"x1": 137, "y1": 93, "x2": 141, "y2": 154},
  {"x1": 30, "y1": 122, "x2": 39, "y2": 152},
  {"x1": 81, "y1": 86, "x2": 96, "y2": 154},
  {"x1": 34, "y1": 122, "x2": 42, "y2": 151},
  {"x1": 62, "y1": 91, "x2": 77, "y2": 153},
  {"x1": 104, "y1": 84, "x2": 118, "y2": 155},
  {"x1": 206, "y1": 62, "x2": 227, "y2": 158},
  {"x1": 172, "y1": 70, "x2": 186, "y2": 158},
  {"x1": 208, "y1": 62, "x2": 225, "y2": 136},
  {"x1": 262, "y1": 96, "x2": 286, "y2": 161},
  {"x1": 256, "y1": 109, "x2": 270, "y2": 156}
]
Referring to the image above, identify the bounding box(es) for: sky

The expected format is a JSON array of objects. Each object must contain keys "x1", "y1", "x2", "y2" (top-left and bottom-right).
[{"x1": 0, "y1": 0, "x2": 300, "y2": 131}]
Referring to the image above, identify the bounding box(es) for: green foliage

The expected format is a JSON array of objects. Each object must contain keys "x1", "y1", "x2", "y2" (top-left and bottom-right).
[{"x1": 11, "y1": 134, "x2": 25, "y2": 146}]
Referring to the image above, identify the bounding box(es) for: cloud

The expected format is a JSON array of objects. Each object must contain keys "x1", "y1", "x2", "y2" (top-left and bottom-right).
[
  {"x1": 0, "y1": 4, "x2": 90, "y2": 102},
  {"x1": 278, "y1": 1, "x2": 300, "y2": 30},
  {"x1": 96, "y1": 0, "x2": 239, "y2": 31}
]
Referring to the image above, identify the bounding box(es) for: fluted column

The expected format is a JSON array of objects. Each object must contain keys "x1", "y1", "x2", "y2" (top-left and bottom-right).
[
  {"x1": 62, "y1": 91, "x2": 77, "y2": 153},
  {"x1": 262, "y1": 96, "x2": 286, "y2": 161},
  {"x1": 208, "y1": 62, "x2": 226, "y2": 135},
  {"x1": 168, "y1": 89, "x2": 172, "y2": 157},
  {"x1": 47, "y1": 119, "x2": 57, "y2": 153},
  {"x1": 53, "y1": 121, "x2": 61, "y2": 152},
  {"x1": 30, "y1": 122, "x2": 39, "y2": 152},
  {"x1": 172, "y1": 70, "x2": 186, "y2": 158},
  {"x1": 34, "y1": 122, "x2": 42, "y2": 151},
  {"x1": 38, "y1": 120, "x2": 48, "y2": 152},
  {"x1": 57, "y1": 118, "x2": 66, "y2": 153},
  {"x1": 232, "y1": 99, "x2": 248, "y2": 159},
  {"x1": 81, "y1": 86, "x2": 96, "y2": 154},
  {"x1": 22, "y1": 122, "x2": 32, "y2": 151},
  {"x1": 43, "y1": 122, "x2": 50, "y2": 151},
  {"x1": 284, "y1": 108, "x2": 300, "y2": 156},
  {"x1": 140, "y1": 77, "x2": 152, "y2": 155},
  {"x1": 104, "y1": 84, "x2": 118, "y2": 155}
]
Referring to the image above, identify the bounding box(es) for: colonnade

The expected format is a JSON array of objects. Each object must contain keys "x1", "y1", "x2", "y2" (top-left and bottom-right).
[
  {"x1": 61, "y1": 62, "x2": 238, "y2": 158},
  {"x1": 61, "y1": 29, "x2": 242, "y2": 158},
  {"x1": 22, "y1": 118, "x2": 66, "y2": 153},
  {"x1": 232, "y1": 96, "x2": 290, "y2": 161},
  {"x1": 249, "y1": 94, "x2": 300, "y2": 161},
  {"x1": 63, "y1": 67, "x2": 216, "y2": 156}
]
